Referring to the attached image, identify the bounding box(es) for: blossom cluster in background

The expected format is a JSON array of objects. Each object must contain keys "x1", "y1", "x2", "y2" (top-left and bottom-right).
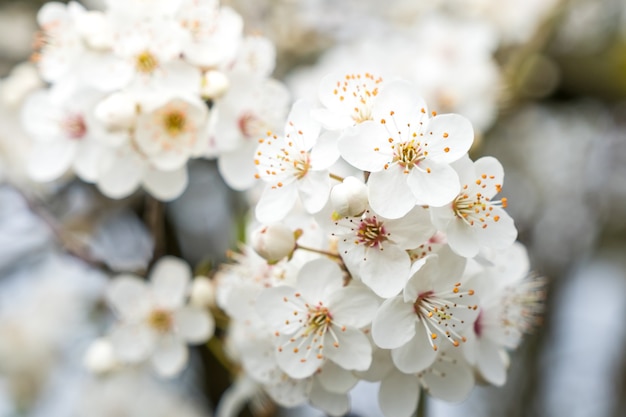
[{"x1": 2, "y1": 0, "x2": 626, "y2": 416}]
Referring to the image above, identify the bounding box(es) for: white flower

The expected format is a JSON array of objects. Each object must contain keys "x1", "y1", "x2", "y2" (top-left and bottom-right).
[
  {"x1": 371, "y1": 246, "x2": 479, "y2": 374},
  {"x1": 105, "y1": 256, "x2": 214, "y2": 377},
  {"x1": 338, "y1": 80, "x2": 474, "y2": 218},
  {"x1": 463, "y1": 243, "x2": 544, "y2": 386},
  {"x1": 134, "y1": 95, "x2": 209, "y2": 171},
  {"x1": 190, "y1": 276, "x2": 215, "y2": 308},
  {"x1": 254, "y1": 99, "x2": 339, "y2": 223},
  {"x1": 379, "y1": 351, "x2": 475, "y2": 417},
  {"x1": 331, "y1": 206, "x2": 435, "y2": 298},
  {"x1": 21, "y1": 87, "x2": 119, "y2": 183},
  {"x1": 83, "y1": 337, "x2": 118, "y2": 374},
  {"x1": 251, "y1": 224, "x2": 296, "y2": 264},
  {"x1": 312, "y1": 71, "x2": 385, "y2": 130},
  {"x1": 430, "y1": 155, "x2": 517, "y2": 258},
  {"x1": 256, "y1": 258, "x2": 379, "y2": 379}
]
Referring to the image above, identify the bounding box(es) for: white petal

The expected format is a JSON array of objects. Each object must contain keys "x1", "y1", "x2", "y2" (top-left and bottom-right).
[
  {"x1": 368, "y1": 167, "x2": 417, "y2": 219},
  {"x1": 325, "y1": 326, "x2": 372, "y2": 371},
  {"x1": 403, "y1": 256, "x2": 436, "y2": 303},
  {"x1": 275, "y1": 333, "x2": 324, "y2": 378},
  {"x1": 317, "y1": 361, "x2": 359, "y2": 393},
  {"x1": 142, "y1": 165, "x2": 188, "y2": 201},
  {"x1": 446, "y1": 219, "x2": 480, "y2": 258},
  {"x1": 385, "y1": 206, "x2": 435, "y2": 249},
  {"x1": 422, "y1": 352, "x2": 474, "y2": 402},
  {"x1": 98, "y1": 148, "x2": 144, "y2": 199},
  {"x1": 372, "y1": 80, "x2": 427, "y2": 129},
  {"x1": 106, "y1": 275, "x2": 151, "y2": 320},
  {"x1": 470, "y1": 156, "x2": 504, "y2": 199},
  {"x1": 311, "y1": 108, "x2": 353, "y2": 130},
  {"x1": 372, "y1": 297, "x2": 417, "y2": 349},
  {"x1": 109, "y1": 323, "x2": 155, "y2": 363},
  {"x1": 217, "y1": 142, "x2": 257, "y2": 191},
  {"x1": 338, "y1": 122, "x2": 390, "y2": 172},
  {"x1": 297, "y1": 258, "x2": 344, "y2": 303},
  {"x1": 379, "y1": 371, "x2": 420, "y2": 417},
  {"x1": 476, "y1": 208, "x2": 517, "y2": 250},
  {"x1": 360, "y1": 245, "x2": 410, "y2": 298},
  {"x1": 265, "y1": 375, "x2": 312, "y2": 407},
  {"x1": 173, "y1": 306, "x2": 214, "y2": 344},
  {"x1": 255, "y1": 183, "x2": 298, "y2": 223},
  {"x1": 73, "y1": 141, "x2": 106, "y2": 183},
  {"x1": 298, "y1": 170, "x2": 331, "y2": 214},
  {"x1": 285, "y1": 99, "x2": 321, "y2": 151},
  {"x1": 391, "y1": 331, "x2": 438, "y2": 374},
  {"x1": 476, "y1": 339, "x2": 507, "y2": 386},
  {"x1": 27, "y1": 141, "x2": 76, "y2": 182},
  {"x1": 309, "y1": 382, "x2": 350, "y2": 417},
  {"x1": 151, "y1": 336, "x2": 189, "y2": 377},
  {"x1": 310, "y1": 131, "x2": 340, "y2": 170},
  {"x1": 424, "y1": 114, "x2": 474, "y2": 163},
  {"x1": 408, "y1": 160, "x2": 460, "y2": 207},
  {"x1": 255, "y1": 286, "x2": 307, "y2": 334},
  {"x1": 150, "y1": 256, "x2": 191, "y2": 309},
  {"x1": 328, "y1": 286, "x2": 380, "y2": 329}
]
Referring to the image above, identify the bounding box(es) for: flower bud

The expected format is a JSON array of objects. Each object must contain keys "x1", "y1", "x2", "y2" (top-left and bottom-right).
[
  {"x1": 190, "y1": 276, "x2": 215, "y2": 308},
  {"x1": 200, "y1": 70, "x2": 230, "y2": 100},
  {"x1": 94, "y1": 92, "x2": 137, "y2": 131},
  {"x1": 330, "y1": 176, "x2": 368, "y2": 217},
  {"x1": 251, "y1": 224, "x2": 296, "y2": 264},
  {"x1": 83, "y1": 337, "x2": 117, "y2": 374}
]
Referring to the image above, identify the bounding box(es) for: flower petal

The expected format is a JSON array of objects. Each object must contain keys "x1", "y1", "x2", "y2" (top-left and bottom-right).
[
  {"x1": 150, "y1": 256, "x2": 191, "y2": 309},
  {"x1": 391, "y1": 331, "x2": 438, "y2": 374},
  {"x1": 424, "y1": 114, "x2": 474, "y2": 164},
  {"x1": 368, "y1": 167, "x2": 417, "y2": 219},
  {"x1": 372, "y1": 296, "x2": 417, "y2": 349},
  {"x1": 328, "y1": 286, "x2": 380, "y2": 329},
  {"x1": 151, "y1": 336, "x2": 189, "y2": 377},
  {"x1": 379, "y1": 371, "x2": 420, "y2": 417},
  {"x1": 142, "y1": 165, "x2": 188, "y2": 202},
  {"x1": 408, "y1": 160, "x2": 460, "y2": 207},
  {"x1": 106, "y1": 274, "x2": 151, "y2": 320},
  {"x1": 173, "y1": 306, "x2": 214, "y2": 344},
  {"x1": 317, "y1": 361, "x2": 359, "y2": 393},
  {"x1": 325, "y1": 326, "x2": 372, "y2": 371},
  {"x1": 255, "y1": 183, "x2": 298, "y2": 223},
  {"x1": 309, "y1": 380, "x2": 350, "y2": 417},
  {"x1": 109, "y1": 322, "x2": 155, "y2": 363},
  {"x1": 360, "y1": 245, "x2": 410, "y2": 298},
  {"x1": 297, "y1": 258, "x2": 344, "y2": 303}
]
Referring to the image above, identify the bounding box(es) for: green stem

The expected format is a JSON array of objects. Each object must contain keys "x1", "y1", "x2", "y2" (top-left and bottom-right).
[
  {"x1": 206, "y1": 337, "x2": 237, "y2": 375},
  {"x1": 416, "y1": 390, "x2": 427, "y2": 417},
  {"x1": 295, "y1": 243, "x2": 341, "y2": 259}
]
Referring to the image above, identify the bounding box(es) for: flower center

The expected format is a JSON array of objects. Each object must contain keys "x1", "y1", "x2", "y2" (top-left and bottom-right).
[
  {"x1": 357, "y1": 216, "x2": 388, "y2": 248},
  {"x1": 394, "y1": 141, "x2": 424, "y2": 168},
  {"x1": 293, "y1": 156, "x2": 311, "y2": 180},
  {"x1": 304, "y1": 306, "x2": 332, "y2": 337},
  {"x1": 452, "y1": 190, "x2": 508, "y2": 228},
  {"x1": 237, "y1": 112, "x2": 263, "y2": 138},
  {"x1": 147, "y1": 309, "x2": 173, "y2": 332},
  {"x1": 61, "y1": 114, "x2": 87, "y2": 139},
  {"x1": 163, "y1": 110, "x2": 187, "y2": 137},
  {"x1": 135, "y1": 50, "x2": 159, "y2": 74}
]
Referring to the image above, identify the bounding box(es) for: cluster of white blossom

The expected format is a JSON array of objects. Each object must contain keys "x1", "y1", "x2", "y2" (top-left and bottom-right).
[
  {"x1": 22, "y1": 0, "x2": 289, "y2": 200},
  {"x1": 212, "y1": 73, "x2": 544, "y2": 416}
]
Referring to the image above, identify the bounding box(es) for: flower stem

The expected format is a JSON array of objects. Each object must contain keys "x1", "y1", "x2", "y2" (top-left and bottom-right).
[
  {"x1": 416, "y1": 390, "x2": 427, "y2": 417},
  {"x1": 207, "y1": 336, "x2": 237, "y2": 375},
  {"x1": 295, "y1": 243, "x2": 341, "y2": 259},
  {"x1": 329, "y1": 172, "x2": 345, "y2": 182}
]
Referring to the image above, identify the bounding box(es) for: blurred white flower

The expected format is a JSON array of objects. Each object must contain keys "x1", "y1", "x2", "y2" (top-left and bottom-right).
[{"x1": 105, "y1": 256, "x2": 214, "y2": 377}]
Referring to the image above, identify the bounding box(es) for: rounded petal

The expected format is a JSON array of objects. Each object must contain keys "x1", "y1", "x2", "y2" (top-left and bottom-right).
[
  {"x1": 298, "y1": 170, "x2": 331, "y2": 214},
  {"x1": 106, "y1": 274, "x2": 151, "y2": 320},
  {"x1": 297, "y1": 258, "x2": 344, "y2": 303},
  {"x1": 379, "y1": 371, "x2": 420, "y2": 417},
  {"x1": 372, "y1": 80, "x2": 427, "y2": 129},
  {"x1": 424, "y1": 114, "x2": 474, "y2": 163},
  {"x1": 317, "y1": 361, "x2": 359, "y2": 393},
  {"x1": 338, "y1": 122, "x2": 391, "y2": 172},
  {"x1": 73, "y1": 141, "x2": 106, "y2": 183},
  {"x1": 142, "y1": 165, "x2": 188, "y2": 201},
  {"x1": 360, "y1": 245, "x2": 410, "y2": 298},
  {"x1": 476, "y1": 339, "x2": 507, "y2": 386},
  {"x1": 151, "y1": 336, "x2": 189, "y2": 377},
  {"x1": 309, "y1": 382, "x2": 350, "y2": 417},
  {"x1": 150, "y1": 256, "x2": 192, "y2": 309},
  {"x1": 255, "y1": 286, "x2": 307, "y2": 334},
  {"x1": 27, "y1": 141, "x2": 76, "y2": 182},
  {"x1": 391, "y1": 331, "x2": 438, "y2": 374},
  {"x1": 328, "y1": 286, "x2": 380, "y2": 329},
  {"x1": 173, "y1": 306, "x2": 214, "y2": 344},
  {"x1": 368, "y1": 167, "x2": 417, "y2": 219},
  {"x1": 98, "y1": 148, "x2": 143, "y2": 199},
  {"x1": 255, "y1": 183, "x2": 298, "y2": 223},
  {"x1": 385, "y1": 206, "x2": 436, "y2": 249},
  {"x1": 408, "y1": 160, "x2": 460, "y2": 207},
  {"x1": 310, "y1": 130, "x2": 340, "y2": 170},
  {"x1": 325, "y1": 327, "x2": 372, "y2": 371},
  {"x1": 422, "y1": 353, "x2": 474, "y2": 402},
  {"x1": 275, "y1": 333, "x2": 324, "y2": 378},
  {"x1": 372, "y1": 297, "x2": 417, "y2": 349},
  {"x1": 217, "y1": 143, "x2": 257, "y2": 191},
  {"x1": 265, "y1": 375, "x2": 312, "y2": 407},
  {"x1": 109, "y1": 323, "x2": 155, "y2": 363}
]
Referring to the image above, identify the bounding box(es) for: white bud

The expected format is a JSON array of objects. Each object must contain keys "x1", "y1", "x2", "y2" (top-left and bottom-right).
[
  {"x1": 190, "y1": 276, "x2": 215, "y2": 308},
  {"x1": 251, "y1": 224, "x2": 296, "y2": 264},
  {"x1": 94, "y1": 92, "x2": 137, "y2": 131},
  {"x1": 75, "y1": 11, "x2": 113, "y2": 51},
  {"x1": 200, "y1": 70, "x2": 230, "y2": 100},
  {"x1": 330, "y1": 176, "x2": 369, "y2": 217},
  {"x1": 83, "y1": 338, "x2": 117, "y2": 374}
]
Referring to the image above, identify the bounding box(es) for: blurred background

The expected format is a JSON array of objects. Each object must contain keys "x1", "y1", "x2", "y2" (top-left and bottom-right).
[{"x1": 1, "y1": 0, "x2": 625, "y2": 416}]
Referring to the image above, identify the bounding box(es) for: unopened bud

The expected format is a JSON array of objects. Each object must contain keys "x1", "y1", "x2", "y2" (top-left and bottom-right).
[
  {"x1": 190, "y1": 276, "x2": 215, "y2": 308},
  {"x1": 83, "y1": 338, "x2": 117, "y2": 374},
  {"x1": 200, "y1": 70, "x2": 230, "y2": 100},
  {"x1": 330, "y1": 176, "x2": 368, "y2": 217},
  {"x1": 251, "y1": 224, "x2": 296, "y2": 264},
  {"x1": 94, "y1": 92, "x2": 137, "y2": 131}
]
